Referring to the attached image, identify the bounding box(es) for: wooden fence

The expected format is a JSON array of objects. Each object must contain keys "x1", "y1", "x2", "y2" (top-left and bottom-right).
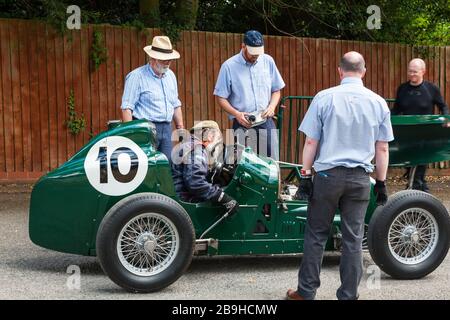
[{"x1": 0, "y1": 18, "x2": 449, "y2": 181}]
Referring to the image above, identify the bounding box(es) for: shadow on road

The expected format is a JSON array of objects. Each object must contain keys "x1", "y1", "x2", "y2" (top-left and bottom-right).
[
  {"x1": 6, "y1": 251, "x2": 346, "y2": 276},
  {"x1": 188, "y1": 254, "x2": 343, "y2": 274},
  {"x1": 5, "y1": 253, "x2": 103, "y2": 275}
]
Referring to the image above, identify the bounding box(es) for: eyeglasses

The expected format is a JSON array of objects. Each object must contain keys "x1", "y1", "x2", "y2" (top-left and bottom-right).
[{"x1": 157, "y1": 59, "x2": 172, "y2": 65}]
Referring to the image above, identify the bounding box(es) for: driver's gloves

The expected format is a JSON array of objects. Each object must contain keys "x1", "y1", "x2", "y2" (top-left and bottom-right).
[
  {"x1": 374, "y1": 180, "x2": 388, "y2": 206},
  {"x1": 295, "y1": 172, "x2": 313, "y2": 201},
  {"x1": 216, "y1": 192, "x2": 239, "y2": 217}
]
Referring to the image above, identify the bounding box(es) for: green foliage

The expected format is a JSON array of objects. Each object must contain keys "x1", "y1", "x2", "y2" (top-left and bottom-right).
[
  {"x1": 158, "y1": 1, "x2": 195, "y2": 42},
  {"x1": 139, "y1": 0, "x2": 160, "y2": 27},
  {"x1": 195, "y1": 0, "x2": 450, "y2": 46},
  {"x1": 90, "y1": 29, "x2": 108, "y2": 71},
  {"x1": 124, "y1": 18, "x2": 148, "y2": 33},
  {"x1": 1, "y1": 0, "x2": 450, "y2": 46},
  {"x1": 363, "y1": 0, "x2": 450, "y2": 46},
  {"x1": 412, "y1": 46, "x2": 437, "y2": 60},
  {"x1": 41, "y1": 0, "x2": 68, "y2": 35},
  {"x1": 65, "y1": 89, "x2": 86, "y2": 135},
  {"x1": 174, "y1": 0, "x2": 198, "y2": 30},
  {"x1": 159, "y1": 20, "x2": 183, "y2": 43}
]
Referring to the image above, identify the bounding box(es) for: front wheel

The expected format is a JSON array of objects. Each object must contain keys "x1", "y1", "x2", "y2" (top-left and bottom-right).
[
  {"x1": 96, "y1": 193, "x2": 195, "y2": 292},
  {"x1": 368, "y1": 190, "x2": 450, "y2": 279}
]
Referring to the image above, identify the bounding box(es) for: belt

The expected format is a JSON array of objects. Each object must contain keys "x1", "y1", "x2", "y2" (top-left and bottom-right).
[
  {"x1": 132, "y1": 116, "x2": 170, "y2": 124},
  {"x1": 325, "y1": 166, "x2": 367, "y2": 172}
]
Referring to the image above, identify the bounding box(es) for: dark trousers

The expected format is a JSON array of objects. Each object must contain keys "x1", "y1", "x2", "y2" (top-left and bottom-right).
[
  {"x1": 232, "y1": 117, "x2": 278, "y2": 159},
  {"x1": 297, "y1": 167, "x2": 370, "y2": 300},
  {"x1": 406, "y1": 165, "x2": 428, "y2": 190}
]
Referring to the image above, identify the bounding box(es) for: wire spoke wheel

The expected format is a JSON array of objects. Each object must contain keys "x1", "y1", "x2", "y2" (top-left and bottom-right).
[
  {"x1": 117, "y1": 212, "x2": 179, "y2": 276},
  {"x1": 368, "y1": 190, "x2": 450, "y2": 279},
  {"x1": 97, "y1": 193, "x2": 195, "y2": 292},
  {"x1": 388, "y1": 208, "x2": 438, "y2": 265},
  {"x1": 362, "y1": 224, "x2": 369, "y2": 251}
]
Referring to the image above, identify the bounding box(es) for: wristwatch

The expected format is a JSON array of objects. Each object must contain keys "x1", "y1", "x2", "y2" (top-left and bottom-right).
[{"x1": 301, "y1": 169, "x2": 312, "y2": 176}]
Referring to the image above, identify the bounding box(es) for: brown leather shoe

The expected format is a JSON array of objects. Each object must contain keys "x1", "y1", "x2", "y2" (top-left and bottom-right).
[{"x1": 286, "y1": 289, "x2": 305, "y2": 300}]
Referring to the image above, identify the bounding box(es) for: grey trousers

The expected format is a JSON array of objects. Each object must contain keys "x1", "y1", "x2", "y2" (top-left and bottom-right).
[{"x1": 297, "y1": 166, "x2": 370, "y2": 300}]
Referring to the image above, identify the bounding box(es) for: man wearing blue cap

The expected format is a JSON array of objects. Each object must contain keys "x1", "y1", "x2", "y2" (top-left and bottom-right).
[{"x1": 214, "y1": 30, "x2": 285, "y2": 159}]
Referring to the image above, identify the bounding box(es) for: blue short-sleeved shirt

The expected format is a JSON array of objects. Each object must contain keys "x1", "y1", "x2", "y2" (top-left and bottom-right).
[
  {"x1": 213, "y1": 51, "x2": 285, "y2": 118},
  {"x1": 121, "y1": 64, "x2": 181, "y2": 122},
  {"x1": 299, "y1": 77, "x2": 394, "y2": 173}
]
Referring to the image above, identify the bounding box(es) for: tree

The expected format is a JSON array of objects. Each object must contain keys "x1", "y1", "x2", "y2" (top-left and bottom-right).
[
  {"x1": 1, "y1": 0, "x2": 449, "y2": 46},
  {"x1": 229, "y1": 0, "x2": 450, "y2": 46},
  {"x1": 139, "y1": 0, "x2": 160, "y2": 27},
  {"x1": 174, "y1": 0, "x2": 199, "y2": 29},
  {"x1": 195, "y1": 0, "x2": 450, "y2": 46}
]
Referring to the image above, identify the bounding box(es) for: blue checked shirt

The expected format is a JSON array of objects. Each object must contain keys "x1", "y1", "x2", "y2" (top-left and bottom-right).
[
  {"x1": 121, "y1": 64, "x2": 181, "y2": 122},
  {"x1": 214, "y1": 51, "x2": 285, "y2": 118},
  {"x1": 299, "y1": 77, "x2": 394, "y2": 173}
]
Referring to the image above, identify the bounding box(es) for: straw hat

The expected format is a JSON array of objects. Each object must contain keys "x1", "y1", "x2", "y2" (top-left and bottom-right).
[
  {"x1": 190, "y1": 120, "x2": 220, "y2": 133},
  {"x1": 143, "y1": 36, "x2": 180, "y2": 60}
]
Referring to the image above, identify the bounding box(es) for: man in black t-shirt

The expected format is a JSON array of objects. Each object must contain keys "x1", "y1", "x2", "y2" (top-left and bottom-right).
[{"x1": 392, "y1": 58, "x2": 449, "y2": 192}]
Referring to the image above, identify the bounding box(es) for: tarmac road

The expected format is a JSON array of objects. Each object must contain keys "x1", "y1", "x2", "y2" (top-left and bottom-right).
[{"x1": 0, "y1": 180, "x2": 449, "y2": 300}]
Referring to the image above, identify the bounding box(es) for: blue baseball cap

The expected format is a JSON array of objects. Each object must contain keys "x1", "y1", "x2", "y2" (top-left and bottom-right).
[{"x1": 243, "y1": 30, "x2": 264, "y2": 55}]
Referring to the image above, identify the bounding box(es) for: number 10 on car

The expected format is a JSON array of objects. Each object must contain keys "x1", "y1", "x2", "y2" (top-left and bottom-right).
[{"x1": 84, "y1": 136, "x2": 148, "y2": 196}]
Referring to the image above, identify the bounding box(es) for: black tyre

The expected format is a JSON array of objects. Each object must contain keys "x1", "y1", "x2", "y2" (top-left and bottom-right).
[
  {"x1": 96, "y1": 193, "x2": 195, "y2": 292},
  {"x1": 368, "y1": 190, "x2": 450, "y2": 279}
]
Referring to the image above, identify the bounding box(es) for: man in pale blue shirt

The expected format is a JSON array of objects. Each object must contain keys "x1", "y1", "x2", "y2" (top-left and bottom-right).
[
  {"x1": 121, "y1": 36, "x2": 184, "y2": 161},
  {"x1": 286, "y1": 52, "x2": 394, "y2": 300},
  {"x1": 214, "y1": 30, "x2": 285, "y2": 159}
]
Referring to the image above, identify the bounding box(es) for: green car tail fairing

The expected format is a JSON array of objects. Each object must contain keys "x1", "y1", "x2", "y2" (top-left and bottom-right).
[
  {"x1": 29, "y1": 120, "x2": 170, "y2": 255},
  {"x1": 389, "y1": 115, "x2": 450, "y2": 166}
]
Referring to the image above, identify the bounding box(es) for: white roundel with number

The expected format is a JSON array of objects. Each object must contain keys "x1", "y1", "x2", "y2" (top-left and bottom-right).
[{"x1": 84, "y1": 136, "x2": 148, "y2": 196}]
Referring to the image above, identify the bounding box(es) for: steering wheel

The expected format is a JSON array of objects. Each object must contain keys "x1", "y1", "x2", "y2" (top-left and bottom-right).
[
  {"x1": 223, "y1": 143, "x2": 246, "y2": 166},
  {"x1": 207, "y1": 144, "x2": 241, "y2": 185},
  {"x1": 208, "y1": 161, "x2": 224, "y2": 183}
]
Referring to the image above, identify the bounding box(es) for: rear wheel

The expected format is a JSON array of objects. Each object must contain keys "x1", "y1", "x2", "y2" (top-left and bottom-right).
[
  {"x1": 368, "y1": 190, "x2": 450, "y2": 279},
  {"x1": 96, "y1": 193, "x2": 195, "y2": 292}
]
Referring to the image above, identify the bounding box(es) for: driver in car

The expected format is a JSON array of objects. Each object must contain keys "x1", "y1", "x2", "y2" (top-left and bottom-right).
[{"x1": 171, "y1": 120, "x2": 238, "y2": 215}]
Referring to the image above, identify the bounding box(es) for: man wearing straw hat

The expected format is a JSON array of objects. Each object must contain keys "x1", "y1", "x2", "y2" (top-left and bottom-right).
[{"x1": 121, "y1": 36, "x2": 184, "y2": 161}]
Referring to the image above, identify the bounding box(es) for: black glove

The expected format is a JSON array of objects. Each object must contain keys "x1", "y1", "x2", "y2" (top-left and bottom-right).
[
  {"x1": 374, "y1": 180, "x2": 388, "y2": 206},
  {"x1": 216, "y1": 192, "x2": 239, "y2": 216},
  {"x1": 295, "y1": 175, "x2": 313, "y2": 201}
]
